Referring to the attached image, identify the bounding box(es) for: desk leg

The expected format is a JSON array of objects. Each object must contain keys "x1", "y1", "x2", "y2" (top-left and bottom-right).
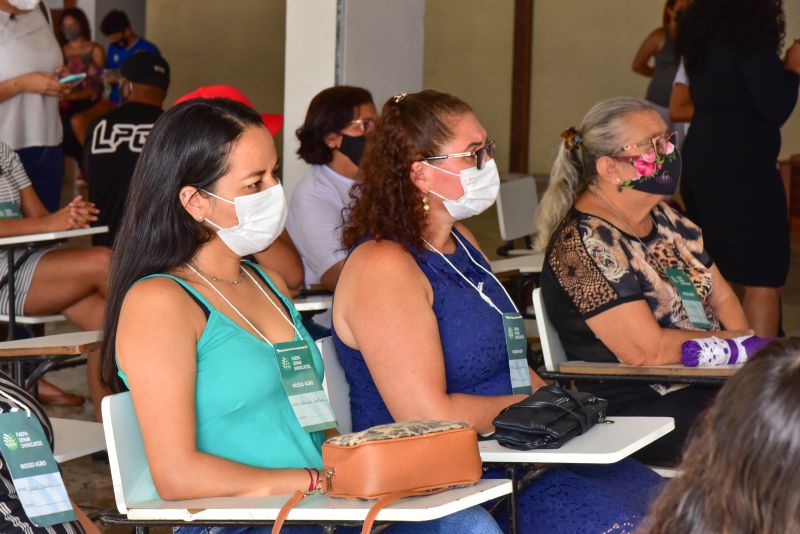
[{"x1": 506, "y1": 465, "x2": 519, "y2": 534}]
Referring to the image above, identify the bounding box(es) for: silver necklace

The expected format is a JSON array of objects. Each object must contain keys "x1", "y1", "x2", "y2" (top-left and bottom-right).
[{"x1": 188, "y1": 262, "x2": 245, "y2": 285}]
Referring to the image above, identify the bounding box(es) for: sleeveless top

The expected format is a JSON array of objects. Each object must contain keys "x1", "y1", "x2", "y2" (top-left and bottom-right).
[
  {"x1": 117, "y1": 261, "x2": 325, "y2": 471},
  {"x1": 64, "y1": 48, "x2": 103, "y2": 103},
  {"x1": 332, "y1": 229, "x2": 519, "y2": 431},
  {"x1": 645, "y1": 27, "x2": 679, "y2": 107}
]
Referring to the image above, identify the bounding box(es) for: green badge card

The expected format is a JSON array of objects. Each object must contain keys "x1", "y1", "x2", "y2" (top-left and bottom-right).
[
  {"x1": 665, "y1": 267, "x2": 712, "y2": 330},
  {"x1": 0, "y1": 202, "x2": 22, "y2": 219},
  {"x1": 275, "y1": 341, "x2": 338, "y2": 433},
  {"x1": 503, "y1": 313, "x2": 533, "y2": 394},
  {"x1": 0, "y1": 411, "x2": 76, "y2": 527}
]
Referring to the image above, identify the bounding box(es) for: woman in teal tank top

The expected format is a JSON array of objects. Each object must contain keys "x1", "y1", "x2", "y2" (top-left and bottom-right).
[{"x1": 100, "y1": 98, "x2": 501, "y2": 534}]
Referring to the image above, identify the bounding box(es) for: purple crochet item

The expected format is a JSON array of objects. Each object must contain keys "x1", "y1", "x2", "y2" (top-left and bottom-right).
[{"x1": 681, "y1": 336, "x2": 771, "y2": 367}]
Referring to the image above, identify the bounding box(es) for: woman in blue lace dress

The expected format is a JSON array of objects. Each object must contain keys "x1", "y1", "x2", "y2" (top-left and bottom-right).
[{"x1": 331, "y1": 90, "x2": 664, "y2": 533}]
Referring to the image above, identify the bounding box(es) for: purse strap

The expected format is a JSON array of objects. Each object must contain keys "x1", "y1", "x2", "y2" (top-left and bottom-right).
[
  {"x1": 272, "y1": 490, "x2": 306, "y2": 534},
  {"x1": 525, "y1": 386, "x2": 593, "y2": 433},
  {"x1": 271, "y1": 489, "x2": 421, "y2": 534}
]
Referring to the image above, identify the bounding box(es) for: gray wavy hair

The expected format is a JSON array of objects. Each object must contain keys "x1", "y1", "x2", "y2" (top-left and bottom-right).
[{"x1": 534, "y1": 97, "x2": 657, "y2": 251}]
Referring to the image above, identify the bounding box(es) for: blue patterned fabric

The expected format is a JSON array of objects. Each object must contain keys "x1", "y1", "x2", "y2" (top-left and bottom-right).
[{"x1": 332, "y1": 229, "x2": 664, "y2": 533}]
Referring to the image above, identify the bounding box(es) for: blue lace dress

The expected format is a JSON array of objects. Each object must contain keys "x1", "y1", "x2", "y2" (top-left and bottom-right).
[{"x1": 332, "y1": 230, "x2": 664, "y2": 534}]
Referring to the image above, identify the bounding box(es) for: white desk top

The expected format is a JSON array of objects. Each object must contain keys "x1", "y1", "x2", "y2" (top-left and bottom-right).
[
  {"x1": 124, "y1": 479, "x2": 511, "y2": 522},
  {"x1": 490, "y1": 252, "x2": 545, "y2": 274},
  {"x1": 479, "y1": 416, "x2": 674, "y2": 464},
  {"x1": 0, "y1": 226, "x2": 108, "y2": 247},
  {"x1": 52, "y1": 417, "x2": 106, "y2": 463},
  {"x1": 293, "y1": 295, "x2": 332, "y2": 312},
  {"x1": 0, "y1": 330, "x2": 101, "y2": 351}
]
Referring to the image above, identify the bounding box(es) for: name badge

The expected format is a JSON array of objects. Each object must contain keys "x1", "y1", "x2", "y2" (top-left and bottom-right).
[
  {"x1": 503, "y1": 313, "x2": 533, "y2": 394},
  {"x1": 665, "y1": 267, "x2": 712, "y2": 330},
  {"x1": 0, "y1": 411, "x2": 76, "y2": 527},
  {"x1": 274, "y1": 340, "x2": 338, "y2": 433},
  {"x1": 0, "y1": 202, "x2": 22, "y2": 219}
]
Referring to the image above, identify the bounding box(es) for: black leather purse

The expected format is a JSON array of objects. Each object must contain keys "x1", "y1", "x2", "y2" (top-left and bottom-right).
[{"x1": 492, "y1": 385, "x2": 609, "y2": 450}]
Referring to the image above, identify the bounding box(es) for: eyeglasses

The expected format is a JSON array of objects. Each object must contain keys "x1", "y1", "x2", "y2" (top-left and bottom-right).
[
  {"x1": 347, "y1": 118, "x2": 376, "y2": 134},
  {"x1": 616, "y1": 132, "x2": 677, "y2": 157},
  {"x1": 423, "y1": 140, "x2": 496, "y2": 170}
]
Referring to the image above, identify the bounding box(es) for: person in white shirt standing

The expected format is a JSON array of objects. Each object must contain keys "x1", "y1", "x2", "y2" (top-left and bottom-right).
[
  {"x1": 0, "y1": 0, "x2": 65, "y2": 212},
  {"x1": 287, "y1": 87, "x2": 376, "y2": 276}
]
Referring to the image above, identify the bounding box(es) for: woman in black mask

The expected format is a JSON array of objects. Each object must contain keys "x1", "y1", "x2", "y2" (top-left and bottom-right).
[
  {"x1": 536, "y1": 96, "x2": 752, "y2": 465},
  {"x1": 286, "y1": 86, "x2": 376, "y2": 293}
]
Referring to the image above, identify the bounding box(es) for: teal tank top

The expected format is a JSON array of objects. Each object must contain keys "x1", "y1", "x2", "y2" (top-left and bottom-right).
[{"x1": 117, "y1": 261, "x2": 325, "y2": 470}]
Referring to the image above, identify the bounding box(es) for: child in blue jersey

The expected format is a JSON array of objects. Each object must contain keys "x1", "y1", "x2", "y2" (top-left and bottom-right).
[{"x1": 100, "y1": 9, "x2": 160, "y2": 104}]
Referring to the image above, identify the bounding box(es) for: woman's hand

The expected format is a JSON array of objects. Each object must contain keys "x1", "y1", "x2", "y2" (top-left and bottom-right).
[
  {"x1": 785, "y1": 40, "x2": 800, "y2": 74},
  {"x1": 45, "y1": 196, "x2": 99, "y2": 231},
  {"x1": 19, "y1": 72, "x2": 62, "y2": 96}
]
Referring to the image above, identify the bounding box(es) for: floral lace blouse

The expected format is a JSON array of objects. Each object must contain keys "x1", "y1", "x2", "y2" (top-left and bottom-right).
[{"x1": 539, "y1": 202, "x2": 721, "y2": 363}]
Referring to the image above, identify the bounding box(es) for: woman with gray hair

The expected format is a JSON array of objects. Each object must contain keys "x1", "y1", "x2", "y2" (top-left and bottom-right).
[{"x1": 537, "y1": 96, "x2": 752, "y2": 465}]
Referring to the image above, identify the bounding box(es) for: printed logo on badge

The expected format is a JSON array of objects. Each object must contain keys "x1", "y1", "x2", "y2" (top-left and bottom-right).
[{"x1": 3, "y1": 433, "x2": 18, "y2": 451}]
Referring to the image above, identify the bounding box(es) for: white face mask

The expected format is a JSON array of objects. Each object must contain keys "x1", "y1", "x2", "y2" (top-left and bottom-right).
[
  {"x1": 202, "y1": 184, "x2": 287, "y2": 256},
  {"x1": 8, "y1": 0, "x2": 39, "y2": 10},
  {"x1": 424, "y1": 158, "x2": 500, "y2": 220}
]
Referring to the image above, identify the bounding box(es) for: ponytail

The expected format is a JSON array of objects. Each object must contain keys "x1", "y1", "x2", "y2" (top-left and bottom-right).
[{"x1": 535, "y1": 97, "x2": 657, "y2": 251}]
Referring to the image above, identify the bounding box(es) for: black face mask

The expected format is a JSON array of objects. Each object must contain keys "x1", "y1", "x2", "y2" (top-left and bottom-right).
[
  {"x1": 338, "y1": 134, "x2": 366, "y2": 166},
  {"x1": 624, "y1": 148, "x2": 682, "y2": 196}
]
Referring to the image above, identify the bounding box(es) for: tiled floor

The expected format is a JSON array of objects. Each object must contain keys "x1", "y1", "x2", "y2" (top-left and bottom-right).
[{"x1": 42, "y1": 204, "x2": 800, "y2": 532}]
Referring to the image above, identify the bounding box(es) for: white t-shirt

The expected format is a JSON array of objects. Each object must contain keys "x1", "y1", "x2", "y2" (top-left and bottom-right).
[
  {"x1": 673, "y1": 59, "x2": 688, "y2": 86},
  {"x1": 0, "y1": 7, "x2": 63, "y2": 150},
  {"x1": 286, "y1": 164, "x2": 355, "y2": 286}
]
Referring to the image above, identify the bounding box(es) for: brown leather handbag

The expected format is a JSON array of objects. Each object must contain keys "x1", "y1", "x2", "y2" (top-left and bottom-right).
[{"x1": 272, "y1": 420, "x2": 483, "y2": 534}]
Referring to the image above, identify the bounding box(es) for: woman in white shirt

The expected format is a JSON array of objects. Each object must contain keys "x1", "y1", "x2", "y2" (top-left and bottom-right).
[
  {"x1": 0, "y1": 0, "x2": 66, "y2": 212},
  {"x1": 286, "y1": 86, "x2": 377, "y2": 292}
]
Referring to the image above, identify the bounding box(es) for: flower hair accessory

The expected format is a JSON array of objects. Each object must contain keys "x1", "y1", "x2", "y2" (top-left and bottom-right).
[
  {"x1": 560, "y1": 127, "x2": 583, "y2": 152},
  {"x1": 392, "y1": 92, "x2": 408, "y2": 103}
]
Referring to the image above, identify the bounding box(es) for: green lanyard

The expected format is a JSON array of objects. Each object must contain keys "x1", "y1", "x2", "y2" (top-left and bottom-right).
[
  {"x1": 422, "y1": 233, "x2": 533, "y2": 394},
  {"x1": 186, "y1": 264, "x2": 338, "y2": 432}
]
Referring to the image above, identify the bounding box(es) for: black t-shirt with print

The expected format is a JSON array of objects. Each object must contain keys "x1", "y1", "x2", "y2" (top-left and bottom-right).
[
  {"x1": 540, "y1": 202, "x2": 720, "y2": 364},
  {"x1": 84, "y1": 102, "x2": 163, "y2": 247}
]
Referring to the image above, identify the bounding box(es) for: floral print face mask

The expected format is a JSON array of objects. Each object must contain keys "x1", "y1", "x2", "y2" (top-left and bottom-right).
[{"x1": 611, "y1": 132, "x2": 681, "y2": 196}]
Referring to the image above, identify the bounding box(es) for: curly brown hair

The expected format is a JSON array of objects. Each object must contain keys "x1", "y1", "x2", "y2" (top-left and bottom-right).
[
  {"x1": 639, "y1": 337, "x2": 800, "y2": 533},
  {"x1": 342, "y1": 90, "x2": 473, "y2": 251}
]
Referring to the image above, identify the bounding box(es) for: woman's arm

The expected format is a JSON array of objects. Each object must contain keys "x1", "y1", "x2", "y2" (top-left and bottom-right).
[
  {"x1": 585, "y1": 300, "x2": 752, "y2": 366},
  {"x1": 707, "y1": 264, "x2": 749, "y2": 331},
  {"x1": 0, "y1": 73, "x2": 62, "y2": 103},
  {"x1": 92, "y1": 43, "x2": 106, "y2": 68},
  {"x1": 116, "y1": 278, "x2": 313, "y2": 500},
  {"x1": 668, "y1": 83, "x2": 693, "y2": 122},
  {"x1": 631, "y1": 29, "x2": 664, "y2": 77},
  {"x1": 334, "y1": 241, "x2": 525, "y2": 434}
]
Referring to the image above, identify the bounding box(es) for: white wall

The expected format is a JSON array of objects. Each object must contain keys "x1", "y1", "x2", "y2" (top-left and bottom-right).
[
  {"x1": 339, "y1": 0, "x2": 425, "y2": 108},
  {"x1": 282, "y1": 0, "x2": 338, "y2": 197}
]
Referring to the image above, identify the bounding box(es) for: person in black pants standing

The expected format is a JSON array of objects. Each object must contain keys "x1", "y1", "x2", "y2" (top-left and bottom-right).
[{"x1": 677, "y1": 0, "x2": 800, "y2": 337}]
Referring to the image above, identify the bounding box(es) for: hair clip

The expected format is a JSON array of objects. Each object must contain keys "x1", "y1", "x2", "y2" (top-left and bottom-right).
[
  {"x1": 392, "y1": 92, "x2": 407, "y2": 103},
  {"x1": 560, "y1": 127, "x2": 583, "y2": 152}
]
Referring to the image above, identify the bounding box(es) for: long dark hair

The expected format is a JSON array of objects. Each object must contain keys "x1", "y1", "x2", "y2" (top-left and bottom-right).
[
  {"x1": 295, "y1": 86, "x2": 373, "y2": 165},
  {"x1": 641, "y1": 337, "x2": 800, "y2": 533},
  {"x1": 341, "y1": 90, "x2": 472, "y2": 251},
  {"x1": 675, "y1": 0, "x2": 785, "y2": 73},
  {"x1": 101, "y1": 98, "x2": 264, "y2": 390},
  {"x1": 59, "y1": 7, "x2": 92, "y2": 41}
]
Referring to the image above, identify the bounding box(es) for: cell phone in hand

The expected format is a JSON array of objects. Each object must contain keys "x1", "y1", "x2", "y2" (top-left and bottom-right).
[{"x1": 58, "y1": 73, "x2": 87, "y2": 87}]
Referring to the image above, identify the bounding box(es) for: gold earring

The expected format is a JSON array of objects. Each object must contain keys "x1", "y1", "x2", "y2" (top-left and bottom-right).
[
  {"x1": 616, "y1": 177, "x2": 624, "y2": 193},
  {"x1": 422, "y1": 192, "x2": 430, "y2": 217}
]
